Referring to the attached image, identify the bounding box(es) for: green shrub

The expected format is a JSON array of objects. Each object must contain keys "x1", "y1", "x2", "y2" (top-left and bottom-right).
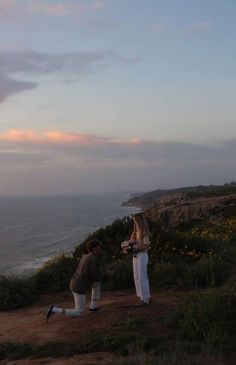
[
  {"x1": 33, "y1": 253, "x2": 76, "y2": 293},
  {"x1": 169, "y1": 285, "x2": 236, "y2": 353},
  {"x1": 150, "y1": 261, "x2": 178, "y2": 288},
  {"x1": 0, "y1": 341, "x2": 84, "y2": 360},
  {"x1": 73, "y1": 217, "x2": 132, "y2": 263},
  {"x1": 0, "y1": 253, "x2": 76, "y2": 311},
  {"x1": 0, "y1": 275, "x2": 38, "y2": 311},
  {"x1": 102, "y1": 257, "x2": 133, "y2": 290},
  {"x1": 192, "y1": 256, "x2": 230, "y2": 288}
]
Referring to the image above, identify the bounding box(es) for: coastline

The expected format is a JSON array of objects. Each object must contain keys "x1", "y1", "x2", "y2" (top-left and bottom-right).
[{"x1": 0, "y1": 193, "x2": 140, "y2": 276}]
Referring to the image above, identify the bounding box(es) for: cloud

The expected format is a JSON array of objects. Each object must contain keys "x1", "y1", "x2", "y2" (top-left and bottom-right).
[
  {"x1": 187, "y1": 21, "x2": 212, "y2": 34},
  {"x1": 0, "y1": 129, "x2": 235, "y2": 195},
  {"x1": 0, "y1": 49, "x2": 115, "y2": 75},
  {"x1": 0, "y1": 49, "x2": 138, "y2": 104},
  {"x1": 150, "y1": 23, "x2": 166, "y2": 33},
  {"x1": 0, "y1": 129, "x2": 235, "y2": 165},
  {"x1": 0, "y1": 129, "x2": 109, "y2": 145},
  {"x1": 90, "y1": 1, "x2": 105, "y2": 11},
  {"x1": 0, "y1": 0, "x2": 22, "y2": 20},
  {"x1": 150, "y1": 20, "x2": 212, "y2": 36},
  {"x1": 0, "y1": 0, "x2": 16, "y2": 11},
  {"x1": 0, "y1": 0, "x2": 106, "y2": 18},
  {"x1": 28, "y1": 2, "x2": 69, "y2": 17},
  {"x1": 0, "y1": 76, "x2": 37, "y2": 103},
  {"x1": 0, "y1": 151, "x2": 54, "y2": 165}
]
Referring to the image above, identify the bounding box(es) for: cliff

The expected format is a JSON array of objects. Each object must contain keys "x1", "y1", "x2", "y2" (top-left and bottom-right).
[
  {"x1": 122, "y1": 187, "x2": 195, "y2": 209},
  {"x1": 145, "y1": 193, "x2": 236, "y2": 227},
  {"x1": 123, "y1": 183, "x2": 236, "y2": 210}
]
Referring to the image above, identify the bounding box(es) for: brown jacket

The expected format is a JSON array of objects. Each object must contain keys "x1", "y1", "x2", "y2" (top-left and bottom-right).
[{"x1": 70, "y1": 252, "x2": 101, "y2": 294}]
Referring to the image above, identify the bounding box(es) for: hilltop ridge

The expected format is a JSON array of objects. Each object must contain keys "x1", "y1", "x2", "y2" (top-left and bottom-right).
[
  {"x1": 122, "y1": 183, "x2": 236, "y2": 210},
  {"x1": 123, "y1": 183, "x2": 236, "y2": 227},
  {"x1": 144, "y1": 193, "x2": 236, "y2": 227}
]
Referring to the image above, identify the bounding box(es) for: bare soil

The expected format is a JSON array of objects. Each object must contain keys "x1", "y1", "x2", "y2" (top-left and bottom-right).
[{"x1": 0, "y1": 289, "x2": 234, "y2": 365}]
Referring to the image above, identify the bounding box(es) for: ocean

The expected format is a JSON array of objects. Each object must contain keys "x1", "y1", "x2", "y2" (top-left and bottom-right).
[{"x1": 0, "y1": 193, "x2": 139, "y2": 275}]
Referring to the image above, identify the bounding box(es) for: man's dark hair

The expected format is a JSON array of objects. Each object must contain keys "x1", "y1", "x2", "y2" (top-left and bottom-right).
[{"x1": 87, "y1": 239, "x2": 102, "y2": 252}]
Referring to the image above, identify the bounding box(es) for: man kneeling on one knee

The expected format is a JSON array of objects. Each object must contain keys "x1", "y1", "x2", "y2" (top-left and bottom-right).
[{"x1": 46, "y1": 239, "x2": 103, "y2": 320}]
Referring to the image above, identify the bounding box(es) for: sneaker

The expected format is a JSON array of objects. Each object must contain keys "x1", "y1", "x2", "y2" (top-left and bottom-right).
[
  {"x1": 133, "y1": 300, "x2": 150, "y2": 307},
  {"x1": 46, "y1": 304, "x2": 54, "y2": 321},
  {"x1": 89, "y1": 307, "x2": 102, "y2": 312}
]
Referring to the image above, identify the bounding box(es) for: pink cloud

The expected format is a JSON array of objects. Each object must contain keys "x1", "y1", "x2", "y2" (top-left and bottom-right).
[
  {"x1": 28, "y1": 0, "x2": 106, "y2": 17},
  {"x1": 0, "y1": 0, "x2": 106, "y2": 18},
  {"x1": 0, "y1": 0, "x2": 16, "y2": 10},
  {"x1": 0, "y1": 129, "x2": 100, "y2": 145},
  {"x1": 90, "y1": 1, "x2": 106, "y2": 11},
  {"x1": 0, "y1": 130, "x2": 235, "y2": 190},
  {"x1": 0, "y1": 129, "x2": 143, "y2": 146},
  {"x1": 28, "y1": 2, "x2": 69, "y2": 17},
  {"x1": 129, "y1": 138, "x2": 142, "y2": 145},
  {"x1": 0, "y1": 0, "x2": 18, "y2": 17}
]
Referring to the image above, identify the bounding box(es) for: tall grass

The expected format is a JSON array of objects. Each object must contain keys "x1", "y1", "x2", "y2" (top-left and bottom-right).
[{"x1": 169, "y1": 285, "x2": 236, "y2": 353}]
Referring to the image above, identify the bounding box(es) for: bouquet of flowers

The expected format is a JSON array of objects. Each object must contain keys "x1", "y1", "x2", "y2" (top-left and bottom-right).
[{"x1": 121, "y1": 239, "x2": 138, "y2": 255}]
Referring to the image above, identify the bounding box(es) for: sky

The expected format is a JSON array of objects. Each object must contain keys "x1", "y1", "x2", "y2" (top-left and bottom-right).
[{"x1": 0, "y1": 0, "x2": 235, "y2": 196}]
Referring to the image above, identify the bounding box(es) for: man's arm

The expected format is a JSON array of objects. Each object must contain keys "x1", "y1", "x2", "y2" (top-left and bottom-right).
[{"x1": 90, "y1": 256, "x2": 101, "y2": 282}]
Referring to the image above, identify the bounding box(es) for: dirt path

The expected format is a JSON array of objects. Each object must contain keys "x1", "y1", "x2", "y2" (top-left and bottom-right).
[
  {"x1": 0, "y1": 289, "x2": 181, "y2": 345},
  {"x1": 0, "y1": 289, "x2": 234, "y2": 365}
]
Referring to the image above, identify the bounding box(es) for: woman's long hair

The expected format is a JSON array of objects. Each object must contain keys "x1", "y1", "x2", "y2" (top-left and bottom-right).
[{"x1": 133, "y1": 213, "x2": 150, "y2": 239}]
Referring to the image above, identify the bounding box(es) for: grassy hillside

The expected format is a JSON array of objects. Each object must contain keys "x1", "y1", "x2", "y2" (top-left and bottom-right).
[
  {"x1": 0, "y1": 185, "x2": 235, "y2": 360},
  {"x1": 123, "y1": 183, "x2": 236, "y2": 209},
  {"x1": 1, "y1": 189, "x2": 235, "y2": 309}
]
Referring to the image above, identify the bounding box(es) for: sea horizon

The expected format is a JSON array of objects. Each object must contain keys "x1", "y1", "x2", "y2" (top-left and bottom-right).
[{"x1": 0, "y1": 190, "x2": 145, "y2": 199}]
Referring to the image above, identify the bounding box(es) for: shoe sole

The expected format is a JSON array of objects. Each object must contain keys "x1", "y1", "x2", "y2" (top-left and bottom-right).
[{"x1": 46, "y1": 305, "x2": 54, "y2": 321}]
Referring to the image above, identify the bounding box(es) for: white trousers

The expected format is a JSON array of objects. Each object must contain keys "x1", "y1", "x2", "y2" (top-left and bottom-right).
[
  {"x1": 91, "y1": 281, "x2": 101, "y2": 301},
  {"x1": 133, "y1": 252, "x2": 150, "y2": 302},
  {"x1": 65, "y1": 281, "x2": 101, "y2": 317}
]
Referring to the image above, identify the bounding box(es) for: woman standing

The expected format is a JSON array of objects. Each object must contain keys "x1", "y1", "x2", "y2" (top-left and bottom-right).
[{"x1": 131, "y1": 213, "x2": 151, "y2": 305}]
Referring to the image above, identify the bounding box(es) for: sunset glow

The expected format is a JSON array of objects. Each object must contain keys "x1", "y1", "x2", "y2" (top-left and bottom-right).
[{"x1": 0, "y1": 0, "x2": 235, "y2": 195}]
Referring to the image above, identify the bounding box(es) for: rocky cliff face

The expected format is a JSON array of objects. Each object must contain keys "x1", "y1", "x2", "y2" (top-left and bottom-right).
[{"x1": 144, "y1": 193, "x2": 236, "y2": 227}]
